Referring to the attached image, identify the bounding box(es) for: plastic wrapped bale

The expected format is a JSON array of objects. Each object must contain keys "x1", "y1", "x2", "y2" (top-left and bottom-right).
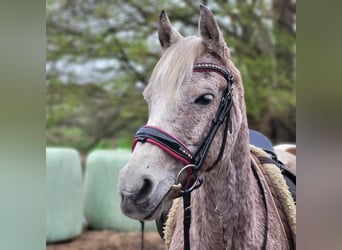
[
  {"x1": 46, "y1": 147, "x2": 84, "y2": 242},
  {"x1": 84, "y1": 149, "x2": 157, "y2": 231}
]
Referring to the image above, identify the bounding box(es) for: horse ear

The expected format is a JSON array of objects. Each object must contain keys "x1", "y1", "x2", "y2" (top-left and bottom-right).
[
  {"x1": 158, "y1": 10, "x2": 182, "y2": 50},
  {"x1": 199, "y1": 4, "x2": 226, "y2": 57}
]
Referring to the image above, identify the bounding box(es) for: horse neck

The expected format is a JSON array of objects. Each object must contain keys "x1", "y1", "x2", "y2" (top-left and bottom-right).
[{"x1": 191, "y1": 124, "x2": 262, "y2": 248}]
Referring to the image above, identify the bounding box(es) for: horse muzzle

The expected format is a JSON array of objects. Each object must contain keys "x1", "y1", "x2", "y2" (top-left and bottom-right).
[{"x1": 118, "y1": 162, "x2": 177, "y2": 220}]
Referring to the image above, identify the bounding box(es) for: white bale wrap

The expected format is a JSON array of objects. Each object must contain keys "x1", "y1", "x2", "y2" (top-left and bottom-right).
[
  {"x1": 46, "y1": 147, "x2": 83, "y2": 242},
  {"x1": 84, "y1": 149, "x2": 156, "y2": 231}
]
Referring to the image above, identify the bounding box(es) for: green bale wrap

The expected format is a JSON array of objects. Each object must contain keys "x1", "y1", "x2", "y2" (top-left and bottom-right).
[
  {"x1": 84, "y1": 149, "x2": 156, "y2": 231},
  {"x1": 46, "y1": 147, "x2": 83, "y2": 243}
]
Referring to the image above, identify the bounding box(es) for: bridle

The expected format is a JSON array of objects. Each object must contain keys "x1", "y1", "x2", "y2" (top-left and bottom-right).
[
  {"x1": 132, "y1": 63, "x2": 234, "y2": 250},
  {"x1": 130, "y1": 62, "x2": 271, "y2": 250},
  {"x1": 132, "y1": 63, "x2": 234, "y2": 184},
  {"x1": 131, "y1": 62, "x2": 270, "y2": 250},
  {"x1": 132, "y1": 63, "x2": 234, "y2": 249}
]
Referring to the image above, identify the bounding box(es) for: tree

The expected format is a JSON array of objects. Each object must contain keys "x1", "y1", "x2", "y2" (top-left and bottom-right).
[{"x1": 46, "y1": 0, "x2": 296, "y2": 153}]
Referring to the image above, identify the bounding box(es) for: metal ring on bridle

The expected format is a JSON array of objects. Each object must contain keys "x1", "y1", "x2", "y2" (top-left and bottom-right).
[{"x1": 175, "y1": 164, "x2": 199, "y2": 191}]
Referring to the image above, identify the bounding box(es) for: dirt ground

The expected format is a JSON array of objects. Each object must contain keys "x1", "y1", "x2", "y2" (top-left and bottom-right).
[{"x1": 46, "y1": 230, "x2": 165, "y2": 250}]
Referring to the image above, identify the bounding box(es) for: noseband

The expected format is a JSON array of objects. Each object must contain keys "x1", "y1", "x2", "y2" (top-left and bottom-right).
[{"x1": 132, "y1": 63, "x2": 234, "y2": 250}]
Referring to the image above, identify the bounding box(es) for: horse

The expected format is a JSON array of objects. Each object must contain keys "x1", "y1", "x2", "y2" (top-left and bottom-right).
[
  {"x1": 118, "y1": 5, "x2": 296, "y2": 250},
  {"x1": 275, "y1": 144, "x2": 296, "y2": 172}
]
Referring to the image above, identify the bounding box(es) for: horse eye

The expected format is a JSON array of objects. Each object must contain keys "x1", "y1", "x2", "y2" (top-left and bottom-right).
[{"x1": 194, "y1": 94, "x2": 214, "y2": 105}]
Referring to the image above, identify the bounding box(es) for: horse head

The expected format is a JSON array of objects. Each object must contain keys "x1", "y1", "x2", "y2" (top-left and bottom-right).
[{"x1": 118, "y1": 5, "x2": 247, "y2": 221}]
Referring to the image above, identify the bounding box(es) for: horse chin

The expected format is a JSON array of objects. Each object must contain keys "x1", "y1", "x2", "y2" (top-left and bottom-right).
[
  {"x1": 120, "y1": 184, "x2": 176, "y2": 221},
  {"x1": 142, "y1": 201, "x2": 165, "y2": 220},
  {"x1": 143, "y1": 183, "x2": 182, "y2": 220}
]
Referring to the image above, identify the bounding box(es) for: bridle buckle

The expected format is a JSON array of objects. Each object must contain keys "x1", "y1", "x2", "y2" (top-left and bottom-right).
[{"x1": 175, "y1": 164, "x2": 203, "y2": 193}]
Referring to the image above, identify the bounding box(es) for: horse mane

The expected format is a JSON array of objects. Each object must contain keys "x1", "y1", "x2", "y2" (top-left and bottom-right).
[{"x1": 146, "y1": 36, "x2": 203, "y2": 99}]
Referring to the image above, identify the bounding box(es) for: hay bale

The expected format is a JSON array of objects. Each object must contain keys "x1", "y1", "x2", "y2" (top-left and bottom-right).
[
  {"x1": 84, "y1": 149, "x2": 156, "y2": 231},
  {"x1": 46, "y1": 147, "x2": 83, "y2": 243}
]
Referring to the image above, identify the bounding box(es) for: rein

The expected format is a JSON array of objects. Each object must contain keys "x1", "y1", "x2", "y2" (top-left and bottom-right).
[{"x1": 133, "y1": 63, "x2": 234, "y2": 250}]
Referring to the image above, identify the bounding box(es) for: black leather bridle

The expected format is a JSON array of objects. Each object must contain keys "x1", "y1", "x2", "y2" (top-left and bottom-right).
[
  {"x1": 132, "y1": 63, "x2": 234, "y2": 250},
  {"x1": 133, "y1": 63, "x2": 234, "y2": 183}
]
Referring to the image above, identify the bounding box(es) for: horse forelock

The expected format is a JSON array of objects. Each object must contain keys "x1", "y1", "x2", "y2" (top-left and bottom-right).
[{"x1": 145, "y1": 36, "x2": 203, "y2": 100}]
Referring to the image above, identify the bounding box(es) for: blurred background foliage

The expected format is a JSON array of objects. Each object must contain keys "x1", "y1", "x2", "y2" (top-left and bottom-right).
[{"x1": 46, "y1": 0, "x2": 296, "y2": 154}]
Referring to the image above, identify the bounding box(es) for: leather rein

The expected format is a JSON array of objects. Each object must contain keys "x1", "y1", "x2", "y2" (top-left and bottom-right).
[{"x1": 131, "y1": 63, "x2": 268, "y2": 249}]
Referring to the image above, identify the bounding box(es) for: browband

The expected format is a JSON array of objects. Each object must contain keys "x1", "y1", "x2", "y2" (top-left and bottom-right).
[{"x1": 193, "y1": 63, "x2": 234, "y2": 84}]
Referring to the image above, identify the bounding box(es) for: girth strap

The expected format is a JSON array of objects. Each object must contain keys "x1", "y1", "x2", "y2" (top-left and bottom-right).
[
  {"x1": 258, "y1": 154, "x2": 296, "y2": 203},
  {"x1": 251, "y1": 161, "x2": 269, "y2": 250}
]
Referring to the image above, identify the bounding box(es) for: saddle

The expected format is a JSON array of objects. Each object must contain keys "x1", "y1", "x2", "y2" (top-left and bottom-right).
[
  {"x1": 249, "y1": 129, "x2": 296, "y2": 202},
  {"x1": 249, "y1": 150, "x2": 296, "y2": 249}
]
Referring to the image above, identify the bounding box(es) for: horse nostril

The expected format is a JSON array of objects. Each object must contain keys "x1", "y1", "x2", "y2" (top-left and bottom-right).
[{"x1": 135, "y1": 178, "x2": 153, "y2": 203}]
